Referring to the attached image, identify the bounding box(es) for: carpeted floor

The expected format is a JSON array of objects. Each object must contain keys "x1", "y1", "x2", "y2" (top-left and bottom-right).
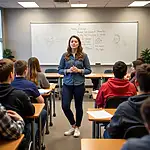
[{"x1": 44, "y1": 96, "x2": 94, "y2": 150}]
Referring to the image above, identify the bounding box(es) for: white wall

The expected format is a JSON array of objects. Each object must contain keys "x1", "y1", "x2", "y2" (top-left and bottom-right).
[{"x1": 3, "y1": 8, "x2": 150, "y2": 72}]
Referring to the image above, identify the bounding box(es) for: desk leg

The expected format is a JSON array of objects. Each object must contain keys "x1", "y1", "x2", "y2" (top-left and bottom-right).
[
  {"x1": 49, "y1": 93, "x2": 53, "y2": 126},
  {"x1": 45, "y1": 98, "x2": 49, "y2": 134},
  {"x1": 92, "y1": 121, "x2": 96, "y2": 138},
  {"x1": 58, "y1": 77, "x2": 62, "y2": 100},
  {"x1": 96, "y1": 122, "x2": 100, "y2": 138},
  {"x1": 52, "y1": 90, "x2": 56, "y2": 117},
  {"x1": 39, "y1": 115, "x2": 42, "y2": 150},
  {"x1": 31, "y1": 119, "x2": 35, "y2": 150}
]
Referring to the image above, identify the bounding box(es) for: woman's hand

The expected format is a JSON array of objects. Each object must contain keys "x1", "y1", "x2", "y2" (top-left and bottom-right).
[{"x1": 71, "y1": 66, "x2": 81, "y2": 73}]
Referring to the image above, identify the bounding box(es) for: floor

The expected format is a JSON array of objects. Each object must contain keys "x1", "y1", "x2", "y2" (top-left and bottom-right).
[{"x1": 44, "y1": 95, "x2": 95, "y2": 150}]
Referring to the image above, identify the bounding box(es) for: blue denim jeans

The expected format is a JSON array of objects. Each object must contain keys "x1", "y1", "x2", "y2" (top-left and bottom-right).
[
  {"x1": 103, "y1": 130, "x2": 112, "y2": 139},
  {"x1": 62, "y1": 83, "x2": 85, "y2": 127}
]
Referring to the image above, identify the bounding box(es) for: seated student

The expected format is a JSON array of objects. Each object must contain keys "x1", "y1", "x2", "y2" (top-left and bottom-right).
[
  {"x1": 96, "y1": 61, "x2": 137, "y2": 108},
  {"x1": 0, "y1": 103, "x2": 24, "y2": 140},
  {"x1": 0, "y1": 58, "x2": 35, "y2": 149},
  {"x1": 12, "y1": 60, "x2": 44, "y2": 103},
  {"x1": 27, "y1": 57, "x2": 50, "y2": 89},
  {"x1": 104, "y1": 64, "x2": 150, "y2": 139},
  {"x1": 11, "y1": 60, "x2": 47, "y2": 133},
  {"x1": 130, "y1": 59, "x2": 143, "y2": 83},
  {"x1": 121, "y1": 98, "x2": 150, "y2": 150}
]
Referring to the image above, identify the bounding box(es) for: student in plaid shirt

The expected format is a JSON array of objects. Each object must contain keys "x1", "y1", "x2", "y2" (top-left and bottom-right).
[{"x1": 0, "y1": 103, "x2": 24, "y2": 139}]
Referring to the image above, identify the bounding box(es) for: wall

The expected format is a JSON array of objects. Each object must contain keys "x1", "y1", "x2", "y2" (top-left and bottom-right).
[{"x1": 3, "y1": 8, "x2": 150, "y2": 73}]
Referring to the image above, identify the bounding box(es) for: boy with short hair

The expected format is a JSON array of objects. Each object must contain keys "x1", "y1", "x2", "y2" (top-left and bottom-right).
[
  {"x1": 96, "y1": 61, "x2": 137, "y2": 108},
  {"x1": 12, "y1": 60, "x2": 44, "y2": 103},
  {"x1": 0, "y1": 59, "x2": 35, "y2": 117}
]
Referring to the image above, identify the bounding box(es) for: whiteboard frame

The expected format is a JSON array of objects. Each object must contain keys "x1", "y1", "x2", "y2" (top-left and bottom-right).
[{"x1": 30, "y1": 21, "x2": 138, "y2": 66}]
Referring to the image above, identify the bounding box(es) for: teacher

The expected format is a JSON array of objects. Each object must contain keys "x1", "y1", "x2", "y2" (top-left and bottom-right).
[{"x1": 58, "y1": 35, "x2": 91, "y2": 138}]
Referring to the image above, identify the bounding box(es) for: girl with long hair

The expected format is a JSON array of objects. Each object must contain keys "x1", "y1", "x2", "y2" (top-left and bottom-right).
[{"x1": 27, "y1": 57, "x2": 50, "y2": 89}]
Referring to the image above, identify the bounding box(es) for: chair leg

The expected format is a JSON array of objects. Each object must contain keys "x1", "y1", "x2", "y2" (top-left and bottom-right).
[{"x1": 45, "y1": 98, "x2": 50, "y2": 134}]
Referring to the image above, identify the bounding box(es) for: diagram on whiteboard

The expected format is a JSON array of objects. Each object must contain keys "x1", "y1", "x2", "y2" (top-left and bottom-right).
[
  {"x1": 31, "y1": 23, "x2": 137, "y2": 65},
  {"x1": 113, "y1": 34, "x2": 120, "y2": 44}
]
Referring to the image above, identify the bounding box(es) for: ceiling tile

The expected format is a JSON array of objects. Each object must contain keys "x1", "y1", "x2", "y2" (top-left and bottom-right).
[{"x1": 0, "y1": 0, "x2": 149, "y2": 8}]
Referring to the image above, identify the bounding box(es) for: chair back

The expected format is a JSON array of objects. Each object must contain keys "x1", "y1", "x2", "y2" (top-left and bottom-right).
[
  {"x1": 45, "y1": 69, "x2": 58, "y2": 73},
  {"x1": 105, "y1": 96, "x2": 129, "y2": 108},
  {"x1": 124, "y1": 125, "x2": 148, "y2": 139},
  {"x1": 104, "y1": 69, "x2": 113, "y2": 74}
]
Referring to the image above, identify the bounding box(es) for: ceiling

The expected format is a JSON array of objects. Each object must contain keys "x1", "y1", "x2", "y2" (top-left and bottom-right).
[{"x1": 0, "y1": 0, "x2": 150, "y2": 8}]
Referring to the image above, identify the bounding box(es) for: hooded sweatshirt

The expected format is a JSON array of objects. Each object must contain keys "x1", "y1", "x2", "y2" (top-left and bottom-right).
[
  {"x1": 96, "y1": 78, "x2": 137, "y2": 107},
  {"x1": 121, "y1": 135, "x2": 150, "y2": 150},
  {"x1": 0, "y1": 84, "x2": 35, "y2": 117},
  {"x1": 107, "y1": 94, "x2": 150, "y2": 138}
]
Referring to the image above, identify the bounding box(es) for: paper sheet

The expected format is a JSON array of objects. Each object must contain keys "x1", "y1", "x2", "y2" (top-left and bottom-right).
[
  {"x1": 87, "y1": 110, "x2": 113, "y2": 119},
  {"x1": 38, "y1": 89, "x2": 51, "y2": 94}
]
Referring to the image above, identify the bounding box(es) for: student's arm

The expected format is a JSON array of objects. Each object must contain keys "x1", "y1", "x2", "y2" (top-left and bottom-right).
[
  {"x1": 81, "y1": 53, "x2": 92, "y2": 75},
  {"x1": 0, "y1": 104, "x2": 25, "y2": 140},
  {"x1": 107, "y1": 103, "x2": 126, "y2": 138},
  {"x1": 31, "y1": 84, "x2": 44, "y2": 103},
  {"x1": 36, "y1": 95, "x2": 44, "y2": 103},
  {"x1": 39, "y1": 73, "x2": 50, "y2": 89},
  {"x1": 96, "y1": 85, "x2": 105, "y2": 108},
  {"x1": 18, "y1": 91, "x2": 35, "y2": 116}
]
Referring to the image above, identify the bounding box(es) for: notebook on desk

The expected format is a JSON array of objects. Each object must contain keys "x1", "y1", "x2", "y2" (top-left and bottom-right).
[
  {"x1": 38, "y1": 89, "x2": 51, "y2": 95},
  {"x1": 87, "y1": 110, "x2": 113, "y2": 119}
]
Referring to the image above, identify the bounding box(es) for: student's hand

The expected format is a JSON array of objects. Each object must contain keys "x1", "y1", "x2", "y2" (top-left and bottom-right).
[{"x1": 7, "y1": 110, "x2": 23, "y2": 121}]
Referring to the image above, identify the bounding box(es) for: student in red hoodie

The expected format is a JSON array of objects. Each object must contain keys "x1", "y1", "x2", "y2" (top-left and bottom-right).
[{"x1": 96, "y1": 61, "x2": 137, "y2": 108}]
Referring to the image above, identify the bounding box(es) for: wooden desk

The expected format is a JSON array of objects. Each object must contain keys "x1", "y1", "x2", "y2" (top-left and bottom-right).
[
  {"x1": 44, "y1": 73, "x2": 121, "y2": 100},
  {"x1": 0, "y1": 134, "x2": 24, "y2": 150},
  {"x1": 88, "y1": 108, "x2": 116, "y2": 139},
  {"x1": 44, "y1": 73, "x2": 60, "y2": 78},
  {"x1": 26, "y1": 103, "x2": 45, "y2": 150},
  {"x1": 27, "y1": 103, "x2": 45, "y2": 118},
  {"x1": 81, "y1": 139, "x2": 126, "y2": 150},
  {"x1": 88, "y1": 108, "x2": 116, "y2": 122}
]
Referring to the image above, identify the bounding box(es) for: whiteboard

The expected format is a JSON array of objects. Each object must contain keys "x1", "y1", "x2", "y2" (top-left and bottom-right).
[{"x1": 31, "y1": 22, "x2": 138, "y2": 65}]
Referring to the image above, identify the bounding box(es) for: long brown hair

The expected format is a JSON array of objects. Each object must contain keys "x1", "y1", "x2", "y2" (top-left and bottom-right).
[
  {"x1": 27, "y1": 57, "x2": 41, "y2": 85},
  {"x1": 65, "y1": 35, "x2": 84, "y2": 61}
]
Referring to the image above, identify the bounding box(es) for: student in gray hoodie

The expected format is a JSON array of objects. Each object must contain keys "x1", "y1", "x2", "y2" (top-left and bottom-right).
[
  {"x1": 104, "y1": 64, "x2": 150, "y2": 139},
  {"x1": 121, "y1": 98, "x2": 150, "y2": 150}
]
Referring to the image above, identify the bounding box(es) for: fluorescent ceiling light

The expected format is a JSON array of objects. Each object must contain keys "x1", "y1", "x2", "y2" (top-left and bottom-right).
[
  {"x1": 18, "y1": 2, "x2": 39, "y2": 8},
  {"x1": 71, "y1": 4, "x2": 87, "y2": 7},
  {"x1": 128, "y1": 1, "x2": 150, "y2": 7}
]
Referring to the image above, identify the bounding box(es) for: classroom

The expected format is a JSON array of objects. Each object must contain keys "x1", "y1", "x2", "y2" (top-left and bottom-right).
[{"x1": 0, "y1": 0, "x2": 150, "y2": 150}]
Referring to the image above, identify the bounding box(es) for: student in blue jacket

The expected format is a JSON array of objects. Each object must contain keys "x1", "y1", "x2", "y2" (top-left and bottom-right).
[{"x1": 58, "y1": 35, "x2": 91, "y2": 138}]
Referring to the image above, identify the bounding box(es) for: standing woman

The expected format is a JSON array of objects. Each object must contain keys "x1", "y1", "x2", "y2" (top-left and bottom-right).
[
  {"x1": 58, "y1": 35, "x2": 91, "y2": 137},
  {"x1": 27, "y1": 57, "x2": 50, "y2": 89}
]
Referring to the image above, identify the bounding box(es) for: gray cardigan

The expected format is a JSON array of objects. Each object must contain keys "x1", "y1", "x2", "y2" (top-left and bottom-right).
[{"x1": 37, "y1": 72, "x2": 50, "y2": 89}]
